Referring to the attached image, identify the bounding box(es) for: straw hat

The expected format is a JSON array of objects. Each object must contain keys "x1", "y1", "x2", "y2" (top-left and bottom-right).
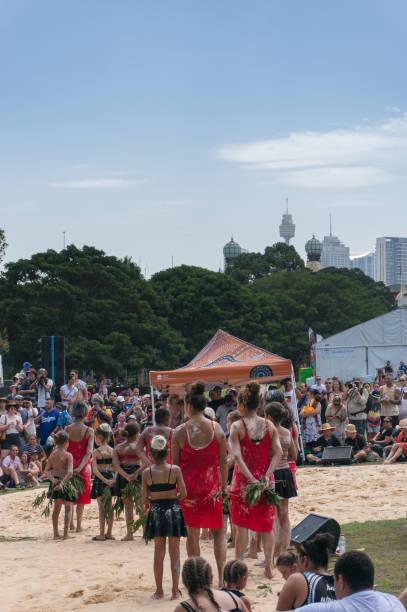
[
  {"x1": 318, "y1": 422, "x2": 336, "y2": 434},
  {"x1": 345, "y1": 423, "x2": 357, "y2": 434},
  {"x1": 399, "y1": 418, "x2": 407, "y2": 429}
]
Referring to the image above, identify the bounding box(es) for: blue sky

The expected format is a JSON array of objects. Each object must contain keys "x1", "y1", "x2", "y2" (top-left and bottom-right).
[{"x1": 1, "y1": 0, "x2": 407, "y2": 275}]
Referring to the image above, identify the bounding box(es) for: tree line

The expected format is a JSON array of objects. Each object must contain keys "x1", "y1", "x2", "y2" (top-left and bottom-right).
[{"x1": 0, "y1": 242, "x2": 396, "y2": 378}]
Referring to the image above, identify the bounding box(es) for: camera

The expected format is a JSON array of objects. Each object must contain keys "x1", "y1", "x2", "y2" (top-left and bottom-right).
[{"x1": 347, "y1": 383, "x2": 353, "y2": 389}]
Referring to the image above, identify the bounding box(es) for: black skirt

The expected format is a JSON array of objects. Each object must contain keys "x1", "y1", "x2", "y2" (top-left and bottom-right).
[
  {"x1": 48, "y1": 477, "x2": 77, "y2": 502},
  {"x1": 274, "y1": 467, "x2": 298, "y2": 499},
  {"x1": 113, "y1": 464, "x2": 140, "y2": 497},
  {"x1": 91, "y1": 471, "x2": 114, "y2": 499},
  {"x1": 3, "y1": 433, "x2": 21, "y2": 450},
  {"x1": 144, "y1": 498, "x2": 187, "y2": 540}
]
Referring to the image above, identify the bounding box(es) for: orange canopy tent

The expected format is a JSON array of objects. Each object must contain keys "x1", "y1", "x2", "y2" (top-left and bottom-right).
[{"x1": 150, "y1": 329, "x2": 293, "y2": 390}]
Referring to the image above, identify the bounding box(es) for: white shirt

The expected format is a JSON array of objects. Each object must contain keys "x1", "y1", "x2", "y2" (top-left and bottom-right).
[
  {"x1": 296, "y1": 589, "x2": 405, "y2": 611},
  {"x1": 37, "y1": 378, "x2": 54, "y2": 409},
  {"x1": 0, "y1": 414, "x2": 23, "y2": 435},
  {"x1": 60, "y1": 384, "x2": 78, "y2": 407},
  {"x1": 25, "y1": 406, "x2": 38, "y2": 436},
  {"x1": 311, "y1": 384, "x2": 326, "y2": 393}
]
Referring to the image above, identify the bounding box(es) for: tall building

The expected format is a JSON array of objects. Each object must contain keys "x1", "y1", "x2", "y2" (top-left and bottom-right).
[
  {"x1": 320, "y1": 216, "x2": 350, "y2": 269},
  {"x1": 279, "y1": 199, "x2": 295, "y2": 245},
  {"x1": 350, "y1": 251, "x2": 375, "y2": 279},
  {"x1": 223, "y1": 236, "x2": 243, "y2": 270},
  {"x1": 305, "y1": 235, "x2": 323, "y2": 272},
  {"x1": 375, "y1": 237, "x2": 407, "y2": 287}
]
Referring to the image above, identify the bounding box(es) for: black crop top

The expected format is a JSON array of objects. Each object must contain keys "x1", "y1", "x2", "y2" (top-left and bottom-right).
[
  {"x1": 148, "y1": 466, "x2": 177, "y2": 492},
  {"x1": 96, "y1": 457, "x2": 113, "y2": 464}
]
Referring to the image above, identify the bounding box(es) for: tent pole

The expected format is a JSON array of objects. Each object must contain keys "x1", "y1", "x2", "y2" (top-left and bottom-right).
[
  {"x1": 291, "y1": 370, "x2": 305, "y2": 462},
  {"x1": 151, "y1": 385, "x2": 156, "y2": 426}
]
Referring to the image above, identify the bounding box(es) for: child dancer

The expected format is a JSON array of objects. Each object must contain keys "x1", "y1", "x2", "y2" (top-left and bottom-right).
[
  {"x1": 141, "y1": 435, "x2": 187, "y2": 601},
  {"x1": 225, "y1": 410, "x2": 241, "y2": 549},
  {"x1": 222, "y1": 559, "x2": 252, "y2": 612},
  {"x1": 91, "y1": 423, "x2": 116, "y2": 541},
  {"x1": 43, "y1": 430, "x2": 73, "y2": 540}
]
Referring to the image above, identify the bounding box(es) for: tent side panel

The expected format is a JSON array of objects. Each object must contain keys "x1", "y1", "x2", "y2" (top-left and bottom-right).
[{"x1": 315, "y1": 346, "x2": 367, "y2": 381}]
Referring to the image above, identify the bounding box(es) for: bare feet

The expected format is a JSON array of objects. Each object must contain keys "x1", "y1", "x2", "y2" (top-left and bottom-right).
[
  {"x1": 255, "y1": 559, "x2": 265, "y2": 567},
  {"x1": 227, "y1": 541, "x2": 235, "y2": 548},
  {"x1": 265, "y1": 565, "x2": 274, "y2": 579},
  {"x1": 63, "y1": 534, "x2": 74, "y2": 540},
  {"x1": 121, "y1": 534, "x2": 134, "y2": 541},
  {"x1": 92, "y1": 536, "x2": 106, "y2": 541},
  {"x1": 171, "y1": 589, "x2": 182, "y2": 600},
  {"x1": 53, "y1": 534, "x2": 62, "y2": 540},
  {"x1": 151, "y1": 590, "x2": 164, "y2": 600},
  {"x1": 76, "y1": 527, "x2": 83, "y2": 533}
]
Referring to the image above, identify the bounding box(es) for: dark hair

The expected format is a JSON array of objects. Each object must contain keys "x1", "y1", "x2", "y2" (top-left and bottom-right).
[
  {"x1": 71, "y1": 400, "x2": 87, "y2": 419},
  {"x1": 55, "y1": 430, "x2": 69, "y2": 446},
  {"x1": 182, "y1": 557, "x2": 220, "y2": 611},
  {"x1": 266, "y1": 390, "x2": 285, "y2": 405},
  {"x1": 265, "y1": 402, "x2": 285, "y2": 423},
  {"x1": 281, "y1": 407, "x2": 293, "y2": 430},
  {"x1": 227, "y1": 410, "x2": 241, "y2": 424},
  {"x1": 276, "y1": 550, "x2": 298, "y2": 568},
  {"x1": 122, "y1": 421, "x2": 139, "y2": 438},
  {"x1": 238, "y1": 382, "x2": 260, "y2": 412},
  {"x1": 334, "y1": 550, "x2": 374, "y2": 592},
  {"x1": 155, "y1": 407, "x2": 170, "y2": 425},
  {"x1": 223, "y1": 559, "x2": 248, "y2": 586},
  {"x1": 186, "y1": 382, "x2": 207, "y2": 413},
  {"x1": 295, "y1": 533, "x2": 333, "y2": 569},
  {"x1": 70, "y1": 369, "x2": 79, "y2": 375}
]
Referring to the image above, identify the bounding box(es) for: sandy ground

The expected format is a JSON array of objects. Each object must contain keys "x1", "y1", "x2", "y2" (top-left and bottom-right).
[{"x1": 1, "y1": 463, "x2": 406, "y2": 612}]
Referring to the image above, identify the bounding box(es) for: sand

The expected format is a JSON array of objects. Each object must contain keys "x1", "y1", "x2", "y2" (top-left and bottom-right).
[{"x1": 1, "y1": 463, "x2": 406, "y2": 612}]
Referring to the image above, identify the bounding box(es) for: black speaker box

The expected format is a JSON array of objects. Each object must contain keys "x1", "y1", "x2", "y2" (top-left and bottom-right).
[
  {"x1": 291, "y1": 513, "x2": 340, "y2": 553},
  {"x1": 322, "y1": 445, "x2": 353, "y2": 465}
]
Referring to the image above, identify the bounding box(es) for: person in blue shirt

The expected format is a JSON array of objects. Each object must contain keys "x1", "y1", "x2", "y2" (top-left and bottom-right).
[
  {"x1": 35, "y1": 398, "x2": 60, "y2": 445},
  {"x1": 55, "y1": 402, "x2": 73, "y2": 432}
]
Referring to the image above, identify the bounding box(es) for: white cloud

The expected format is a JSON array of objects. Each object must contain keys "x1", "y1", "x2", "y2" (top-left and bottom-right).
[
  {"x1": 385, "y1": 105, "x2": 401, "y2": 113},
  {"x1": 48, "y1": 178, "x2": 146, "y2": 189},
  {"x1": 217, "y1": 113, "x2": 407, "y2": 189}
]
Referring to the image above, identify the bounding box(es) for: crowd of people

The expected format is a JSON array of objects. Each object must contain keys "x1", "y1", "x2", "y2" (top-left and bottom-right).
[{"x1": 1, "y1": 362, "x2": 407, "y2": 610}]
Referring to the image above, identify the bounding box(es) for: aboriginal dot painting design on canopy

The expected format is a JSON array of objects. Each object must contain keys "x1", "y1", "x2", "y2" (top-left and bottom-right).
[{"x1": 150, "y1": 329, "x2": 292, "y2": 390}]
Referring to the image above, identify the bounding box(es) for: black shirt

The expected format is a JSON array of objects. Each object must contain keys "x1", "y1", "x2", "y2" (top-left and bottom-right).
[
  {"x1": 315, "y1": 434, "x2": 341, "y2": 449},
  {"x1": 345, "y1": 434, "x2": 367, "y2": 452},
  {"x1": 376, "y1": 427, "x2": 396, "y2": 442}
]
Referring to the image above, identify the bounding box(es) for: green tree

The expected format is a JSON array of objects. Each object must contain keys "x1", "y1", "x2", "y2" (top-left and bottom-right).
[
  {"x1": 226, "y1": 242, "x2": 304, "y2": 282},
  {"x1": 0, "y1": 228, "x2": 7, "y2": 265}
]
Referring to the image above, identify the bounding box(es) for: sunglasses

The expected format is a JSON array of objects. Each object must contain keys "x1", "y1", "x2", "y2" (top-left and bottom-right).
[{"x1": 8, "y1": 405, "x2": 17, "y2": 408}]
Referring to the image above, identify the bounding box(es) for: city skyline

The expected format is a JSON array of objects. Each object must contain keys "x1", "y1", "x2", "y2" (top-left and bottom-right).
[{"x1": 1, "y1": 1, "x2": 407, "y2": 276}]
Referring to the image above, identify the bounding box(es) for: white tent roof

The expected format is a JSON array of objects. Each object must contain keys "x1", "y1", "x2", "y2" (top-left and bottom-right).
[{"x1": 315, "y1": 309, "x2": 407, "y2": 381}]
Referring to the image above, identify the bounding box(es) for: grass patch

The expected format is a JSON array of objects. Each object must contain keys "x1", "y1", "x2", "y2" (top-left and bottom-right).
[
  {"x1": 341, "y1": 519, "x2": 407, "y2": 595},
  {"x1": 0, "y1": 536, "x2": 37, "y2": 542}
]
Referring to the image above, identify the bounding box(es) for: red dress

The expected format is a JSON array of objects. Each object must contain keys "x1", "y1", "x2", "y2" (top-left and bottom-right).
[
  {"x1": 230, "y1": 421, "x2": 275, "y2": 532},
  {"x1": 146, "y1": 427, "x2": 173, "y2": 464},
  {"x1": 179, "y1": 420, "x2": 222, "y2": 529},
  {"x1": 67, "y1": 428, "x2": 91, "y2": 505}
]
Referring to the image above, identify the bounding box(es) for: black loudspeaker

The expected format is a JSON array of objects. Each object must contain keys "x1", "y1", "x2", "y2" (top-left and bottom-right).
[
  {"x1": 291, "y1": 513, "x2": 340, "y2": 553},
  {"x1": 322, "y1": 446, "x2": 353, "y2": 465},
  {"x1": 40, "y1": 336, "x2": 65, "y2": 391}
]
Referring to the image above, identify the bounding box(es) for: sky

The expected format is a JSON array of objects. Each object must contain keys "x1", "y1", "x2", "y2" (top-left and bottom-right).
[{"x1": 1, "y1": 0, "x2": 407, "y2": 276}]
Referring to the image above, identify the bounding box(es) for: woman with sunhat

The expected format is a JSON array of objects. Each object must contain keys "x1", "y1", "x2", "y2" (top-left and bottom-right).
[
  {"x1": 383, "y1": 418, "x2": 407, "y2": 464},
  {"x1": 306, "y1": 423, "x2": 341, "y2": 464}
]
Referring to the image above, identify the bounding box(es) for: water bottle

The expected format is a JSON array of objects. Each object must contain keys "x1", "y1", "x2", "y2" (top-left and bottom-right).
[{"x1": 336, "y1": 534, "x2": 346, "y2": 555}]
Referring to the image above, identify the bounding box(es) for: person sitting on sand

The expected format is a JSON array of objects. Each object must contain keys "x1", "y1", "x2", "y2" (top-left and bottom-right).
[
  {"x1": 306, "y1": 423, "x2": 341, "y2": 464},
  {"x1": 383, "y1": 418, "x2": 407, "y2": 464},
  {"x1": 275, "y1": 550, "x2": 405, "y2": 611},
  {"x1": 43, "y1": 430, "x2": 74, "y2": 540},
  {"x1": 142, "y1": 435, "x2": 187, "y2": 601},
  {"x1": 276, "y1": 533, "x2": 335, "y2": 610},
  {"x1": 1, "y1": 444, "x2": 22, "y2": 487},
  {"x1": 344, "y1": 424, "x2": 368, "y2": 462},
  {"x1": 276, "y1": 550, "x2": 299, "y2": 581},
  {"x1": 222, "y1": 560, "x2": 252, "y2": 612},
  {"x1": 19, "y1": 451, "x2": 40, "y2": 486},
  {"x1": 369, "y1": 417, "x2": 397, "y2": 457},
  {"x1": 173, "y1": 556, "x2": 247, "y2": 612}
]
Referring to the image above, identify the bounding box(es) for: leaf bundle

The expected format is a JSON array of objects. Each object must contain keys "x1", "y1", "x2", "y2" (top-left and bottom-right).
[{"x1": 245, "y1": 482, "x2": 281, "y2": 509}]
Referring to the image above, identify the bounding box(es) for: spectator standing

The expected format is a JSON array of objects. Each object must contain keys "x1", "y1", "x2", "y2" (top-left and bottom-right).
[
  {"x1": 105, "y1": 392, "x2": 120, "y2": 425},
  {"x1": 10, "y1": 372, "x2": 25, "y2": 397},
  {"x1": 345, "y1": 381, "x2": 368, "y2": 436},
  {"x1": 33, "y1": 368, "x2": 54, "y2": 409},
  {"x1": 299, "y1": 390, "x2": 322, "y2": 446},
  {"x1": 399, "y1": 375, "x2": 407, "y2": 420},
  {"x1": 0, "y1": 397, "x2": 8, "y2": 458},
  {"x1": 19, "y1": 369, "x2": 37, "y2": 402},
  {"x1": 55, "y1": 401, "x2": 73, "y2": 432},
  {"x1": 23, "y1": 400, "x2": 38, "y2": 438},
  {"x1": 311, "y1": 376, "x2": 326, "y2": 393},
  {"x1": 325, "y1": 395, "x2": 348, "y2": 444},
  {"x1": 69, "y1": 369, "x2": 88, "y2": 401},
  {"x1": 0, "y1": 401, "x2": 24, "y2": 451},
  {"x1": 208, "y1": 386, "x2": 224, "y2": 411},
  {"x1": 86, "y1": 395, "x2": 112, "y2": 429},
  {"x1": 344, "y1": 424, "x2": 368, "y2": 462},
  {"x1": 365, "y1": 390, "x2": 382, "y2": 442},
  {"x1": 379, "y1": 374, "x2": 401, "y2": 428},
  {"x1": 15, "y1": 395, "x2": 29, "y2": 447},
  {"x1": 384, "y1": 360, "x2": 394, "y2": 375},
  {"x1": 168, "y1": 394, "x2": 184, "y2": 428},
  {"x1": 398, "y1": 361, "x2": 407, "y2": 380},
  {"x1": 60, "y1": 374, "x2": 79, "y2": 410},
  {"x1": 216, "y1": 394, "x2": 235, "y2": 434},
  {"x1": 36, "y1": 398, "x2": 59, "y2": 446}
]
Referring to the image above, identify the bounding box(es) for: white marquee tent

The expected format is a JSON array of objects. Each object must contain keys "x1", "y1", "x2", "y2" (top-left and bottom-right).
[{"x1": 315, "y1": 309, "x2": 407, "y2": 382}]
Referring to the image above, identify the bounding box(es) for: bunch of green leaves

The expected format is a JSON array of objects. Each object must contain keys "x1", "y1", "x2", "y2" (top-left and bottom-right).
[
  {"x1": 257, "y1": 583, "x2": 274, "y2": 598},
  {"x1": 245, "y1": 482, "x2": 281, "y2": 509},
  {"x1": 213, "y1": 489, "x2": 230, "y2": 513},
  {"x1": 32, "y1": 474, "x2": 85, "y2": 518},
  {"x1": 112, "y1": 480, "x2": 147, "y2": 534},
  {"x1": 100, "y1": 486, "x2": 112, "y2": 521},
  {"x1": 32, "y1": 488, "x2": 53, "y2": 518}
]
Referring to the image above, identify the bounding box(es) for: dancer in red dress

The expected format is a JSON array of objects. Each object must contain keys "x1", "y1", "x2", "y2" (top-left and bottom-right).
[
  {"x1": 229, "y1": 383, "x2": 282, "y2": 578},
  {"x1": 172, "y1": 382, "x2": 227, "y2": 586},
  {"x1": 136, "y1": 407, "x2": 173, "y2": 465},
  {"x1": 66, "y1": 401, "x2": 94, "y2": 532}
]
